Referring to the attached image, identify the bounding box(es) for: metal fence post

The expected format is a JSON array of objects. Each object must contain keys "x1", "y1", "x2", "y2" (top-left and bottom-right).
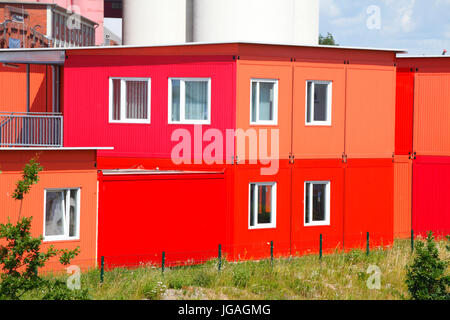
[
  {"x1": 162, "y1": 251, "x2": 165, "y2": 274},
  {"x1": 366, "y1": 232, "x2": 370, "y2": 256},
  {"x1": 411, "y1": 229, "x2": 414, "y2": 252},
  {"x1": 100, "y1": 256, "x2": 104, "y2": 283},
  {"x1": 270, "y1": 241, "x2": 274, "y2": 267},
  {"x1": 218, "y1": 244, "x2": 222, "y2": 272},
  {"x1": 319, "y1": 234, "x2": 323, "y2": 260}
]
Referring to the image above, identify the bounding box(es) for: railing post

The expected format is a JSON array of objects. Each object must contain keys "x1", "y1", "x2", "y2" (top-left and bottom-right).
[
  {"x1": 319, "y1": 234, "x2": 323, "y2": 260},
  {"x1": 366, "y1": 232, "x2": 370, "y2": 256},
  {"x1": 218, "y1": 244, "x2": 222, "y2": 272},
  {"x1": 411, "y1": 229, "x2": 414, "y2": 252},
  {"x1": 100, "y1": 256, "x2": 104, "y2": 283}
]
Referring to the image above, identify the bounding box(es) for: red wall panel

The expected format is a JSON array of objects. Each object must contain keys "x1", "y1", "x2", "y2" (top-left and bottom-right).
[
  {"x1": 230, "y1": 164, "x2": 291, "y2": 260},
  {"x1": 412, "y1": 156, "x2": 450, "y2": 237},
  {"x1": 395, "y1": 69, "x2": 414, "y2": 155},
  {"x1": 344, "y1": 159, "x2": 394, "y2": 249},
  {"x1": 291, "y1": 160, "x2": 344, "y2": 255},
  {"x1": 63, "y1": 55, "x2": 236, "y2": 161},
  {"x1": 98, "y1": 172, "x2": 229, "y2": 268}
]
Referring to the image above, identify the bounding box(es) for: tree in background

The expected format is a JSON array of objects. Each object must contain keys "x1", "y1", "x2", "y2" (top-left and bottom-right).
[
  {"x1": 0, "y1": 157, "x2": 87, "y2": 300},
  {"x1": 319, "y1": 32, "x2": 339, "y2": 46}
]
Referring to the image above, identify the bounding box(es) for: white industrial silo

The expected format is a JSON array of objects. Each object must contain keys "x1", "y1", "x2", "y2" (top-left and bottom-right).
[
  {"x1": 192, "y1": 0, "x2": 319, "y2": 45},
  {"x1": 122, "y1": 0, "x2": 190, "y2": 45}
]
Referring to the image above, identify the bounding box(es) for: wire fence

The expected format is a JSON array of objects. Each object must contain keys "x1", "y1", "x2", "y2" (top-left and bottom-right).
[{"x1": 37, "y1": 230, "x2": 449, "y2": 281}]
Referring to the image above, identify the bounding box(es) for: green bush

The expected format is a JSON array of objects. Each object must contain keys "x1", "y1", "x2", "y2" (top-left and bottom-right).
[{"x1": 405, "y1": 232, "x2": 450, "y2": 300}]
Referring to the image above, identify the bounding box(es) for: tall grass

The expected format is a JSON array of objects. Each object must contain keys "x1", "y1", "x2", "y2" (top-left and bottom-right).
[{"x1": 21, "y1": 239, "x2": 449, "y2": 300}]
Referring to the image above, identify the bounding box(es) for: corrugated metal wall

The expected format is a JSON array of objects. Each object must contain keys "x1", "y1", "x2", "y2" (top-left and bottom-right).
[
  {"x1": 413, "y1": 156, "x2": 450, "y2": 236},
  {"x1": 395, "y1": 69, "x2": 414, "y2": 155},
  {"x1": 413, "y1": 73, "x2": 450, "y2": 156},
  {"x1": 0, "y1": 150, "x2": 98, "y2": 271},
  {"x1": 63, "y1": 54, "x2": 236, "y2": 160},
  {"x1": 394, "y1": 155, "x2": 412, "y2": 239}
]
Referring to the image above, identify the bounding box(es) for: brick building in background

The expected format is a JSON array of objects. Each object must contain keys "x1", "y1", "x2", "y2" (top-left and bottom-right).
[
  {"x1": 1, "y1": 0, "x2": 103, "y2": 46},
  {"x1": 0, "y1": 1, "x2": 97, "y2": 48}
]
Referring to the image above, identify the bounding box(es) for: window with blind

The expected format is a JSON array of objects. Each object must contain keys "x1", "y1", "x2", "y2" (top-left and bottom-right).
[
  {"x1": 169, "y1": 78, "x2": 211, "y2": 124},
  {"x1": 109, "y1": 78, "x2": 151, "y2": 124}
]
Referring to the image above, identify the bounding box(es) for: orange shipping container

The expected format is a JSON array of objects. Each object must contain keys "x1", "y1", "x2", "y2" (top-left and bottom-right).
[
  {"x1": 397, "y1": 57, "x2": 450, "y2": 156},
  {"x1": 0, "y1": 149, "x2": 99, "y2": 272},
  {"x1": 394, "y1": 155, "x2": 412, "y2": 239}
]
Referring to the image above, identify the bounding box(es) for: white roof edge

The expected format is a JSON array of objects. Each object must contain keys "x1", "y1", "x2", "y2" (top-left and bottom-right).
[
  {"x1": 0, "y1": 147, "x2": 114, "y2": 151},
  {"x1": 0, "y1": 40, "x2": 407, "y2": 54},
  {"x1": 397, "y1": 55, "x2": 450, "y2": 58}
]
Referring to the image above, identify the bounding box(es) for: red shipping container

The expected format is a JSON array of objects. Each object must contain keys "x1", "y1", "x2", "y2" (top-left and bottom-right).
[
  {"x1": 344, "y1": 159, "x2": 394, "y2": 249},
  {"x1": 291, "y1": 159, "x2": 345, "y2": 255},
  {"x1": 412, "y1": 156, "x2": 450, "y2": 237},
  {"x1": 97, "y1": 170, "x2": 229, "y2": 268}
]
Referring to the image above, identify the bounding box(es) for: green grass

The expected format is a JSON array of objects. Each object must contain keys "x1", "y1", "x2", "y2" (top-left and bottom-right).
[{"x1": 21, "y1": 239, "x2": 449, "y2": 300}]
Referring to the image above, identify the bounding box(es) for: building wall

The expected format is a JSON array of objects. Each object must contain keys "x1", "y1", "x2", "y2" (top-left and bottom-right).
[
  {"x1": 97, "y1": 171, "x2": 229, "y2": 267},
  {"x1": 11, "y1": 0, "x2": 104, "y2": 45},
  {"x1": 0, "y1": 150, "x2": 98, "y2": 271},
  {"x1": 63, "y1": 54, "x2": 236, "y2": 161},
  {"x1": 394, "y1": 155, "x2": 412, "y2": 239}
]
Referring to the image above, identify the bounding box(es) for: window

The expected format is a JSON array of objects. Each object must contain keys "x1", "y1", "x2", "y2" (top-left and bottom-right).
[
  {"x1": 109, "y1": 78, "x2": 151, "y2": 123},
  {"x1": 44, "y1": 189, "x2": 80, "y2": 241},
  {"x1": 169, "y1": 78, "x2": 211, "y2": 124},
  {"x1": 249, "y1": 182, "x2": 277, "y2": 229},
  {"x1": 250, "y1": 79, "x2": 278, "y2": 125},
  {"x1": 304, "y1": 181, "x2": 330, "y2": 226},
  {"x1": 305, "y1": 80, "x2": 332, "y2": 125}
]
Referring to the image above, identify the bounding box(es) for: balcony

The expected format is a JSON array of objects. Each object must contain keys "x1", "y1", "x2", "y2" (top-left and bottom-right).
[{"x1": 0, "y1": 112, "x2": 63, "y2": 148}]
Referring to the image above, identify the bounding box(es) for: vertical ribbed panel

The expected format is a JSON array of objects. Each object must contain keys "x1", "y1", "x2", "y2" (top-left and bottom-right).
[
  {"x1": 63, "y1": 55, "x2": 236, "y2": 161},
  {"x1": 0, "y1": 151, "x2": 98, "y2": 271},
  {"x1": 413, "y1": 156, "x2": 450, "y2": 236},
  {"x1": 394, "y1": 156, "x2": 412, "y2": 239},
  {"x1": 414, "y1": 74, "x2": 450, "y2": 156},
  {"x1": 395, "y1": 70, "x2": 414, "y2": 155}
]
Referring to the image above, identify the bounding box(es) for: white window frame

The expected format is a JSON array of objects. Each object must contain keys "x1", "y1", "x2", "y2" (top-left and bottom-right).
[
  {"x1": 250, "y1": 79, "x2": 279, "y2": 126},
  {"x1": 43, "y1": 188, "x2": 81, "y2": 242},
  {"x1": 304, "y1": 181, "x2": 331, "y2": 227},
  {"x1": 305, "y1": 80, "x2": 332, "y2": 126},
  {"x1": 109, "y1": 77, "x2": 151, "y2": 124},
  {"x1": 168, "y1": 77, "x2": 211, "y2": 125},
  {"x1": 248, "y1": 182, "x2": 277, "y2": 230}
]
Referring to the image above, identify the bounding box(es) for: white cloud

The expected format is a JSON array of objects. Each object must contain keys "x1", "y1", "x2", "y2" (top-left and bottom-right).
[{"x1": 320, "y1": 0, "x2": 341, "y2": 17}]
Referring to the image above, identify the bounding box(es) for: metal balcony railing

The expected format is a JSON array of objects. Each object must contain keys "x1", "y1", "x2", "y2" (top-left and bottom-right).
[{"x1": 0, "y1": 112, "x2": 63, "y2": 147}]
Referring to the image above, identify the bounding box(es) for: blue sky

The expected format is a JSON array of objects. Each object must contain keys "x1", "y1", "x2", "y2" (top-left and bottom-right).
[{"x1": 320, "y1": 0, "x2": 450, "y2": 55}]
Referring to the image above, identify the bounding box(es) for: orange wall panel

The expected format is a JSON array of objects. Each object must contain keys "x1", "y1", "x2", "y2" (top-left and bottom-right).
[
  {"x1": 0, "y1": 151, "x2": 98, "y2": 272},
  {"x1": 0, "y1": 64, "x2": 27, "y2": 113},
  {"x1": 345, "y1": 66, "x2": 396, "y2": 158},
  {"x1": 292, "y1": 63, "x2": 346, "y2": 159},
  {"x1": 413, "y1": 73, "x2": 450, "y2": 156},
  {"x1": 236, "y1": 61, "x2": 292, "y2": 161},
  {"x1": 394, "y1": 155, "x2": 412, "y2": 239}
]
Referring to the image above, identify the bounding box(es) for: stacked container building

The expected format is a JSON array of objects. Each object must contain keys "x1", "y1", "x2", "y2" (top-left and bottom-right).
[{"x1": 394, "y1": 56, "x2": 450, "y2": 238}]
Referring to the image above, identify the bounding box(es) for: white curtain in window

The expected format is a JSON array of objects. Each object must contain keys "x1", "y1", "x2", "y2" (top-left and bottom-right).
[
  {"x1": 126, "y1": 80, "x2": 148, "y2": 120},
  {"x1": 259, "y1": 82, "x2": 274, "y2": 121},
  {"x1": 185, "y1": 81, "x2": 208, "y2": 120},
  {"x1": 45, "y1": 191, "x2": 65, "y2": 236}
]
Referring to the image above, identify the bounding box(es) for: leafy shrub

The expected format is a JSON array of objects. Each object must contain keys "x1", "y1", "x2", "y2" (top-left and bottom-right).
[
  {"x1": 405, "y1": 232, "x2": 449, "y2": 300},
  {"x1": 41, "y1": 280, "x2": 91, "y2": 300}
]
